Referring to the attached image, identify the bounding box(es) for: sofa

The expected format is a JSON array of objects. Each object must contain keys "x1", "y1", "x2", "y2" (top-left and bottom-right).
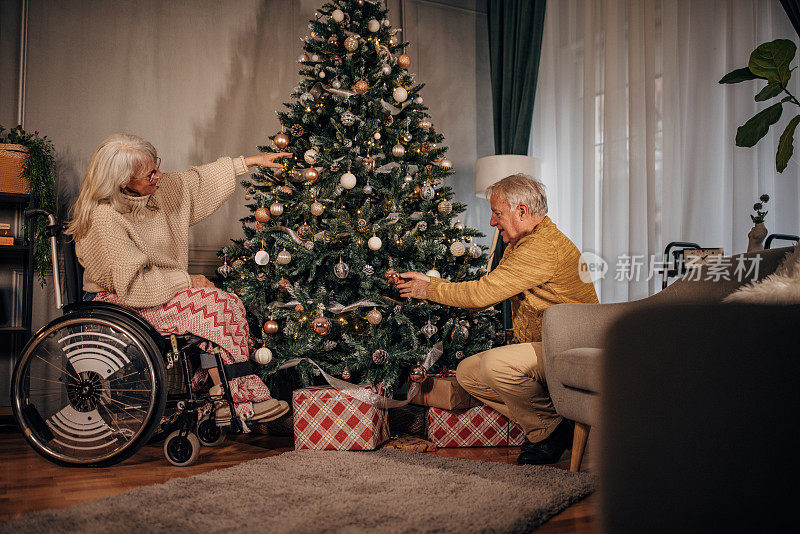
[{"x1": 541, "y1": 245, "x2": 796, "y2": 471}]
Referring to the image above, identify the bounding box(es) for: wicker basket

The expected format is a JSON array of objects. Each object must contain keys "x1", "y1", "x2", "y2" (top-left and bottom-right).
[{"x1": 0, "y1": 143, "x2": 30, "y2": 194}]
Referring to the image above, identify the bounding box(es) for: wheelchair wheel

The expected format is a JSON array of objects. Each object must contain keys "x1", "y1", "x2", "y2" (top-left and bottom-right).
[
  {"x1": 196, "y1": 415, "x2": 226, "y2": 447},
  {"x1": 11, "y1": 309, "x2": 167, "y2": 467},
  {"x1": 164, "y1": 430, "x2": 200, "y2": 466}
]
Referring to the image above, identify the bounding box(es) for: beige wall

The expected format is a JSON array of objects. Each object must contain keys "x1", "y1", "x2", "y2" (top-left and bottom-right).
[{"x1": 2, "y1": 0, "x2": 492, "y2": 331}]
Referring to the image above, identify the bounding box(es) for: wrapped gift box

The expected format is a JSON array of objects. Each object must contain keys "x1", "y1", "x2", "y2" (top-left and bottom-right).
[
  {"x1": 427, "y1": 406, "x2": 526, "y2": 447},
  {"x1": 410, "y1": 373, "x2": 480, "y2": 410},
  {"x1": 293, "y1": 385, "x2": 389, "y2": 450}
]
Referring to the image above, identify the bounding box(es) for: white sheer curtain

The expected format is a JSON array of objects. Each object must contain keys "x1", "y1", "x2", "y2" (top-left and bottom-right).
[{"x1": 531, "y1": 0, "x2": 800, "y2": 302}]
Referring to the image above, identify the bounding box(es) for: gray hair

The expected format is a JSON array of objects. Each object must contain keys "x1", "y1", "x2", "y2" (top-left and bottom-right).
[
  {"x1": 66, "y1": 133, "x2": 158, "y2": 240},
  {"x1": 486, "y1": 174, "x2": 548, "y2": 216}
]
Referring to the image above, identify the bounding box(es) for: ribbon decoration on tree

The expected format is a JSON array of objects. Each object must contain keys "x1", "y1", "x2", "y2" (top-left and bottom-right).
[{"x1": 275, "y1": 343, "x2": 443, "y2": 409}]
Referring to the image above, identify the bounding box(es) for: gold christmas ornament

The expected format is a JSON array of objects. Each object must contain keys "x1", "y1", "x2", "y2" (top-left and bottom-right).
[
  {"x1": 310, "y1": 201, "x2": 325, "y2": 216},
  {"x1": 263, "y1": 320, "x2": 279, "y2": 335},
  {"x1": 331, "y1": 9, "x2": 345, "y2": 22},
  {"x1": 450, "y1": 241, "x2": 466, "y2": 257},
  {"x1": 277, "y1": 249, "x2": 292, "y2": 265},
  {"x1": 384, "y1": 268, "x2": 400, "y2": 285},
  {"x1": 366, "y1": 308, "x2": 383, "y2": 325},
  {"x1": 353, "y1": 79, "x2": 369, "y2": 94},
  {"x1": 367, "y1": 19, "x2": 381, "y2": 32},
  {"x1": 409, "y1": 364, "x2": 427, "y2": 383},
  {"x1": 274, "y1": 133, "x2": 290, "y2": 149},
  {"x1": 392, "y1": 143, "x2": 406, "y2": 157},
  {"x1": 438, "y1": 200, "x2": 453, "y2": 214},
  {"x1": 270, "y1": 202, "x2": 285, "y2": 217},
  {"x1": 418, "y1": 118, "x2": 432, "y2": 130},
  {"x1": 254, "y1": 207, "x2": 270, "y2": 223},
  {"x1": 397, "y1": 53, "x2": 411, "y2": 69},
  {"x1": 372, "y1": 349, "x2": 388, "y2": 364},
  {"x1": 313, "y1": 316, "x2": 332, "y2": 335},
  {"x1": 344, "y1": 36, "x2": 359, "y2": 52},
  {"x1": 304, "y1": 167, "x2": 319, "y2": 182}
]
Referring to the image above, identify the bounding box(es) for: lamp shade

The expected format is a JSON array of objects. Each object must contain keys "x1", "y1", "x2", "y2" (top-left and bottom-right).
[{"x1": 475, "y1": 155, "x2": 542, "y2": 198}]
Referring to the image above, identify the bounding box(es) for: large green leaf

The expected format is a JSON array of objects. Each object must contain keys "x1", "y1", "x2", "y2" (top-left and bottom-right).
[
  {"x1": 748, "y1": 39, "x2": 796, "y2": 86},
  {"x1": 755, "y1": 82, "x2": 783, "y2": 101},
  {"x1": 719, "y1": 67, "x2": 763, "y2": 84},
  {"x1": 735, "y1": 103, "x2": 783, "y2": 147},
  {"x1": 777, "y1": 114, "x2": 800, "y2": 172}
]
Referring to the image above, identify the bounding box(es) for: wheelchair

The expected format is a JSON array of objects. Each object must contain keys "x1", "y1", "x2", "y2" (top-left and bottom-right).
[{"x1": 11, "y1": 209, "x2": 252, "y2": 467}]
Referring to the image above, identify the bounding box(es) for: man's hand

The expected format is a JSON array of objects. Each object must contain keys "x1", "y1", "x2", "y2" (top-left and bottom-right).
[
  {"x1": 397, "y1": 272, "x2": 431, "y2": 300},
  {"x1": 244, "y1": 152, "x2": 293, "y2": 169},
  {"x1": 189, "y1": 274, "x2": 216, "y2": 289}
]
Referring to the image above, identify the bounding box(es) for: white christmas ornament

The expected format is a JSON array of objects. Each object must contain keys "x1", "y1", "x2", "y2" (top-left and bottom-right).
[
  {"x1": 368, "y1": 235, "x2": 383, "y2": 250},
  {"x1": 332, "y1": 9, "x2": 345, "y2": 22},
  {"x1": 368, "y1": 19, "x2": 380, "y2": 32},
  {"x1": 426, "y1": 269, "x2": 441, "y2": 278},
  {"x1": 363, "y1": 184, "x2": 373, "y2": 195},
  {"x1": 381, "y1": 64, "x2": 392, "y2": 75},
  {"x1": 382, "y1": 18, "x2": 390, "y2": 27},
  {"x1": 453, "y1": 221, "x2": 465, "y2": 230},
  {"x1": 304, "y1": 149, "x2": 318, "y2": 164},
  {"x1": 217, "y1": 259, "x2": 233, "y2": 278},
  {"x1": 340, "y1": 172, "x2": 357, "y2": 189},
  {"x1": 414, "y1": 96, "x2": 424, "y2": 104},
  {"x1": 421, "y1": 321, "x2": 438, "y2": 339},
  {"x1": 254, "y1": 250, "x2": 270, "y2": 265},
  {"x1": 469, "y1": 245, "x2": 482, "y2": 258},
  {"x1": 277, "y1": 249, "x2": 292, "y2": 265},
  {"x1": 450, "y1": 241, "x2": 466, "y2": 257},
  {"x1": 270, "y1": 202, "x2": 284, "y2": 217},
  {"x1": 393, "y1": 86, "x2": 408, "y2": 103},
  {"x1": 254, "y1": 346, "x2": 273, "y2": 365},
  {"x1": 439, "y1": 158, "x2": 452, "y2": 169},
  {"x1": 310, "y1": 53, "x2": 320, "y2": 62}
]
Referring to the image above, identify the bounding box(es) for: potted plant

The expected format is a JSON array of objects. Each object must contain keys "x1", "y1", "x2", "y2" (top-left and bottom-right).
[
  {"x1": 719, "y1": 39, "x2": 800, "y2": 173},
  {"x1": 0, "y1": 124, "x2": 57, "y2": 284},
  {"x1": 747, "y1": 193, "x2": 770, "y2": 252}
]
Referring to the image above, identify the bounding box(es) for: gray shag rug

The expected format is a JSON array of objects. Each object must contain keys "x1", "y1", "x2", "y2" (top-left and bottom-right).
[{"x1": 0, "y1": 449, "x2": 595, "y2": 533}]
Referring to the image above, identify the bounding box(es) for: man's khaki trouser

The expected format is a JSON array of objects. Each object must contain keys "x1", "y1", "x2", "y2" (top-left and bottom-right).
[{"x1": 455, "y1": 342, "x2": 562, "y2": 443}]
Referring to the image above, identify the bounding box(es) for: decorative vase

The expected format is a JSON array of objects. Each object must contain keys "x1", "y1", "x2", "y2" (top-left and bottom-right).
[{"x1": 747, "y1": 222, "x2": 767, "y2": 252}]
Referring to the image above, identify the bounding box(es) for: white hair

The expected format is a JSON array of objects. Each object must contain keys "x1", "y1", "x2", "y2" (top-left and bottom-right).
[
  {"x1": 486, "y1": 173, "x2": 548, "y2": 216},
  {"x1": 66, "y1": 133, "x2": 157, "y2": 240}
]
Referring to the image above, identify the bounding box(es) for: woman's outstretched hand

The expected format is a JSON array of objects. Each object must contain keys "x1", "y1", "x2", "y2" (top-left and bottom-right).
[
  {"x1": 397, "y1": 272, "x2": 431, "y2": 300},
  {"x1": 244, "y1": 152, "x2": 292, "y2": 169}
]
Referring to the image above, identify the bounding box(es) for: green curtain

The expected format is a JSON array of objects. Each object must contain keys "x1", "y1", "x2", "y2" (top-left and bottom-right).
[{"x1": 486, "y1": 0, "x2": 547, "y2": 332}]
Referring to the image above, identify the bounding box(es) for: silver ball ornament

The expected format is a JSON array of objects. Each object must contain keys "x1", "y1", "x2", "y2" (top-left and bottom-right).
[
  {"x1": 368, "y1": 19, "x2": 380, "y2": 32},
  {"x1": 439, "y1": 158, "x2": 452, "y2": 169},
  {"x1": 421, "y1": 185, "x2": 435, "y2": 200},
  {"x1": 363, "y1": 184, "x2": 373, "y2": 195},
  {"x1": 381, "y1": 64, "x2": 392, "y2": 75},
  {"x1": 393, "y1": 86, "x2": 408, "y2": 103},
  {"x1": 217, "y1": 260, "x2": 233, "y2": 278},
  {"x1": 454, "y1": 221, "x2": 465, "y2": 230},
  {"x1": 469, "y1": 245, "x2": 481, "y2": 258}
]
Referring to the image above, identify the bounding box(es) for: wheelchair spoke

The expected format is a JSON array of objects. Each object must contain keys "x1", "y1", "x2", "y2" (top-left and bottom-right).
[{"x1": 34, "y1": 352, "x2": 79, "y2": 382}]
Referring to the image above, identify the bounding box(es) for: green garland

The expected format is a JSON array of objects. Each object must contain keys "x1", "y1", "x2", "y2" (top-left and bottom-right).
[{"x1": 1, "y1": 125, "x2": 57, "y2": 286}]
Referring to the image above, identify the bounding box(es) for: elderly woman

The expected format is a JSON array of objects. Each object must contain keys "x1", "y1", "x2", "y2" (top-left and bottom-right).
[
  {"x1": 397, "y1": 174, "x2": 599, "y2": 465},
  {"x1": 66, "y1": 133, "x2": 291, "y2": 422}
]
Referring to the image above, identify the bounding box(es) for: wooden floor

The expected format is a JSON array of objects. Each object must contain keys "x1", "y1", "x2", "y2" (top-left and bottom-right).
[{"x1": 0, "y1": 422, "x2": 597, "y2": 532}]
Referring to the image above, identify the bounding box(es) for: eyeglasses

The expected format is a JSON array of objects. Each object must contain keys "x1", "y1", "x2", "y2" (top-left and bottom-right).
[{"x1": 135, "y1": 157, "x2": 161, "y2": 182}]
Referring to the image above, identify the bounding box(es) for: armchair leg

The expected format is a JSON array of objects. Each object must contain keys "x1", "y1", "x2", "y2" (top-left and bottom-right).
[{"x1": 570, "y1": 422, "x2": 590, "y2": 472}]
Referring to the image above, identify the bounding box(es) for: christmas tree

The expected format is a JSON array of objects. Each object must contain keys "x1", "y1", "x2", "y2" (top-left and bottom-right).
[{"x1": 218, "y1": 0, "x2": 500, "y2": 393}]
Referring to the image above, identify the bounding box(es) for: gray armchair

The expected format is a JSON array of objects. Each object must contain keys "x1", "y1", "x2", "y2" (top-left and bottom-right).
[{"x1": 541, "y1": 246, "x2": 795, "y2": 472}]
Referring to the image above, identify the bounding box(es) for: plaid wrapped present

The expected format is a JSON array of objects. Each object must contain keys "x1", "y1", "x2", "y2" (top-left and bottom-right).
[
  {"x1": 427, "y1": 406, "x2": 526, "y2": 447},
  {"x1": 293, "y1": 385, "x2": 389, "y2": 450}
]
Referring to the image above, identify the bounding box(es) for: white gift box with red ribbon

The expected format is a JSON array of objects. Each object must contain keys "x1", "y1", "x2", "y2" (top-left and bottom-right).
[{"x1": 427, "y1": 405, "x2": 526, "y2": 447}]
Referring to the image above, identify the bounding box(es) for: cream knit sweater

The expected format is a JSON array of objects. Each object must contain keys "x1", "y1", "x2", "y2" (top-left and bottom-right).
[{"x1": 76, "y1": 156, "x2": 249, "y2": 308}]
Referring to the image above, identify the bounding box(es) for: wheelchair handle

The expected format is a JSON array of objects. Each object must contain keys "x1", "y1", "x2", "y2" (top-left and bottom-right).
[{"x1": 23, "y1": 208, "x2": 64, "y2": 310}]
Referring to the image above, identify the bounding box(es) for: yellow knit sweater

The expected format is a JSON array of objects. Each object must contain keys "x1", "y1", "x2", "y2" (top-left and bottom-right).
[
  {"x1": 76, "y1": 156, "x2": 248, "y2": 308},
  {"x1": 427, "y1": 216, "x2": 599, "y2": 343}
]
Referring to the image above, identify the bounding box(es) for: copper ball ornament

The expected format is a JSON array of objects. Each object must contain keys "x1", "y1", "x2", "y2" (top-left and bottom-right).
[
  {"x1": 367, "y1": 18, "x2": 381, "y2": 32},
  {"x1": 310, "y1": 201, "x2": 325, "y2": 216},
  {"x1": 418, "y1": 118, "x2": 432, "y2": 129},
  {"x1": 276, "y1": 249, "x2": 292, "y2": 265},
  {"x1": 397, "y1": 53, "x2": 411, "y2": 69},
  {"x1": 409, "y1": 365, "x2": 427, "y2": 383},
  {"x1": 263, "y1": 320, "x2": 279, "y2": 335},
  {"x1": 438, "y1": 200, "x2": 453, "y2": 214},
  {"x1": 384, "y1": 268, "x2": 400, "y2": 285},
  {"x1": 353, "y1": 79, "x2": 369, "y2": 94},
  {"x1": 392, "y1": 143, "x2": 406, "y2": 158},
  {"x1": 372, "y1": 349, "x2": 388, "y2": 364},
  {"x1": 312, "y1": 316, "x2": 332, "y2": 335},
  {"x1": 304, "y1": 167, "x2": 319, "y2": 182},
  {"x1": 274, "y1": 133, "x2": 290, "y2": 149},
  {"x1": 254, "y1": 207, "x2": 270, "y2": 223},
  {"x1": 278, "y1": 277, "x2": 291, "y2": 291},
  {"x1": 331, "y1": 9, "x2": 345, "y2": 22}
]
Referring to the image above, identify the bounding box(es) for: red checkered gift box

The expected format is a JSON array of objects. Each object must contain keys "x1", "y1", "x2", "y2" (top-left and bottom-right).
[
  {"x1": 427, "y1": 406, "x2": 526, "y2": 447},
  {"x1": 293, "y1": 385, "x2": 389, "y2": 450}
]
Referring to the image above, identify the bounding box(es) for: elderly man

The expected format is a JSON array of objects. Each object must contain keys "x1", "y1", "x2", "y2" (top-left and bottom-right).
[{"x1": 398, "y1": 174, "x2": 598, "y2": 465}]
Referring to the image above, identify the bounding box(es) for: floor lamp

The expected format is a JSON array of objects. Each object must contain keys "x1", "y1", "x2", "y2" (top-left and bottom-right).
[{"x1": 475, "y1": 155, "x2": 542, "y2": 336}]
